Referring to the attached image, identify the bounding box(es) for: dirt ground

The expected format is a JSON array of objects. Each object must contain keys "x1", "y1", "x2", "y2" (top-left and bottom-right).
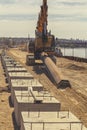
[
  {"x1": 0, "y1": 57, "x2": 14, "y2": 130},
  {"x1": 0, "y1": 50, "x2": 19, "y2": 130},
  {"x1": 0, "y1": 48, "x2": 87, "y2": 129}
]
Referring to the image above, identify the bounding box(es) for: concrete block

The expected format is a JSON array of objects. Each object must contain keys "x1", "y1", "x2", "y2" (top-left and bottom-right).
[
  {"x1": 20, "y1": 111, "x2": 87, "y2": 130},
  {"x1": 10, "y1": 79, "x2": 43, "y2": 104},
  {"x1": 5, "y1": 67, "x2": 27, "y2": 77},
  {"x1": 5, "y1": 63, "x2": 23, "y2": 68},
  {"x1": 2, "y1": 57, "x2": 15, "y2": 68},
  {"x1": 7, "y1": 72, "x2": 33, "y2": 86},
  {"x1": 14, "y1": 90, "x2": 61, "y2": 126}
]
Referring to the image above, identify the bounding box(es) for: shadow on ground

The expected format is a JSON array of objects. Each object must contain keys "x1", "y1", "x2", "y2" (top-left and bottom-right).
[
  {"x1": 33, "y1": 64, "x2": 44, "y2": 75},
  {"x1": 12, "y1": 112, "x2": 20, "y2": 130},
  {"x1": 8, "y1": 96, "x2": 20, "y2": 130},
  {"x1": 8, "y1": 95, "x2": 14, "y2": 107}
]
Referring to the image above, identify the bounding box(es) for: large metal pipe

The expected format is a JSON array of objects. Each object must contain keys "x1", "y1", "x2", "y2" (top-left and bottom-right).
[{"x1": 41, "y1": 52, "x2": 71, "y2": 88}]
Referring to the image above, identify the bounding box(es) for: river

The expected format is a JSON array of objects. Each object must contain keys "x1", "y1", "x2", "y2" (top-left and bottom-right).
[{"x1": 60, "y1": 48, "x2": 87, "y2": 58}]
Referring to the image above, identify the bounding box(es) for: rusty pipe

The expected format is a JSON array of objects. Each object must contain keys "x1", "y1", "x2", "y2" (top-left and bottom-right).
[{"x1": 41, "y1": 52, "x2": 71, "y2": 88}]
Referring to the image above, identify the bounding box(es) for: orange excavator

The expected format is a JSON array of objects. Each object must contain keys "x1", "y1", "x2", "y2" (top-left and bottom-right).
[
  {"x1": 26, "y1": 0, "x2": 70, "y2": 88},
  {"x1": 26, "y1": 0, "x2": 55, "y2": 65}
]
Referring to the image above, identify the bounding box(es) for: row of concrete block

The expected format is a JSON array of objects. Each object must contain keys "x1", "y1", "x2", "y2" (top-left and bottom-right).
[{"x1": 1, "y1": 53, "x2": 87, "y2": 130}]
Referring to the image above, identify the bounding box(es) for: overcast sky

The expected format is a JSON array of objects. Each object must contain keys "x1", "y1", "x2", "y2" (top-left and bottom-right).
[{"x1": 0, "y1": 0, "x2": 87, "y2": 39}]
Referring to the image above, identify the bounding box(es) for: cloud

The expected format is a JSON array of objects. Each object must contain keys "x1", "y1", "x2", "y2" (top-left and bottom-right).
[
  {"x1": 49, "y1": 14, "x2": 87, "y2": 22},
  {"x1": 60, "y1": 1, "x2": 86, "y2": 6},
  {"x1": 0, "y1": 13, "x2": 87, "y2": 22},
  {"x1": 48, "y1": 20, "x2": 87, "y2": 39},
  {"x1": 48, "y1": 0, "x2": 87, "y2": 22},
  {"x1": 0, "y1": 20, "x2": 36, "y2": 37},
  {"x1": 0, "y1": 3, "x2": 39, "y2": 15},
  {"x1": 0, "y1": 0, "x2": 87, "y2": 39},
  {"x1": 0, "y1": 14, "x2": 36, "y2": 21},
  {"x1": 0, "y1": 0, "x2": 41, "y2": 5},
  {"x1": 0, "y1": 0, "x2": 16, "y2": 5}
]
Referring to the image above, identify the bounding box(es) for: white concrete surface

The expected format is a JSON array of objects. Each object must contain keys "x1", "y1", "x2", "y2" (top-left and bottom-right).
[
  {"x1": 20, "y1": 111, "x2": 87, "y2": 130},
  {"x1": 5, "y1": 64, "x2": 23, "y2": 68},
  {"x1": 6, "y1": 67, "x2": 27, "y2": 72}
]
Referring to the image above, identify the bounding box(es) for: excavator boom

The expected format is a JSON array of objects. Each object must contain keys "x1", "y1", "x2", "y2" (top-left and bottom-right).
[{"x1": 36, "y1": 0, "x2": 48, "y2": 36}]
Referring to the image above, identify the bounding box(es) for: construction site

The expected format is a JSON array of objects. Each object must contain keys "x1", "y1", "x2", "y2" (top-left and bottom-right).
[{"x1": 0, "y1": 0, "x2": 87, "y2": 130}]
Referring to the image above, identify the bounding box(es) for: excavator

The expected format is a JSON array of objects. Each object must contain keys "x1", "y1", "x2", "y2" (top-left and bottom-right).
[
  {"x1": 26, "y1": 0, "x2": 70, "y2": 88},
  {"x1": 26, "y1": 0, "x2": 56, "y2": 65}
]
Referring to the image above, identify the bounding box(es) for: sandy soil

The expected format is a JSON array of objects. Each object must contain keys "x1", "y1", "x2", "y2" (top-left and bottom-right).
[
  {"x1": 0, "y1": 48, "x2": 87, "y2": 129},
  {"x1": 0, "y1": 58, "x2": 14, "y2": 130},
  {"x1": 0, "y1": 50, "x2": 19, "y2": 130}
]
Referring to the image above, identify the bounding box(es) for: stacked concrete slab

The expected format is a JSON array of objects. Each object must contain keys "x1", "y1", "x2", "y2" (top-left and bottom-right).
[
  {"x1": 14, "y1": 90, "x2": 61, "y2": 126},
  {"x1": 5, "y1": 67, "x2": 27, "y2": 78},
  {"x1": 11, "y1": 79, "x2": 43, "y2": 91},
  {"x1": 6, "y1": 67, "x2": 27, "y2": 73},
  {"x1": 5, "y1": 63, "x2": 23, "y2": 68},
  {"x1": 1, "y1": 55, "x2": 15, "y2": 67},
  {"x1": 1, "y1": 55, "x2": 22, "y2": 72},
  {"x1": 1, "y1": 53, "x2": 87, "y2": 130},
  {"x1": 7, "y1": 72, "x2": 33, "y2": 87},
  {"x1": 5, "y1": 62, "x2": 22, "y2": 67},
  {"x1": 11, "y1": 79, "x2": 43, "y2": 104}
]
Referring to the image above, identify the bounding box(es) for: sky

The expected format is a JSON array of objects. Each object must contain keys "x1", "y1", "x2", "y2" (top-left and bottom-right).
[{"x1": 0, "y1": 0, "x2": 87, "y2": 39}]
